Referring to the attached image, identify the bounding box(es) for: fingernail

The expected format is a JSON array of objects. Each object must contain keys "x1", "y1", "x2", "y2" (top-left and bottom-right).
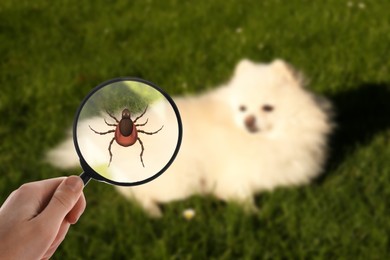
[{"x1": 65, "y1": 176, "x2": 83, "y2": 192}]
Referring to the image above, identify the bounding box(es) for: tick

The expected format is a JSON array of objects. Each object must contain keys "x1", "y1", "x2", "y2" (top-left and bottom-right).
[{"x1": 89, "y1": 106, "x2": 163, "y2": 167}]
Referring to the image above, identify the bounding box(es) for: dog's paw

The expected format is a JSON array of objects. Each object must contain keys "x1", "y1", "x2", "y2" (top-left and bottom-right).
[{"x1": 141, "y1": 200, "x2": 163, "y2": 218}]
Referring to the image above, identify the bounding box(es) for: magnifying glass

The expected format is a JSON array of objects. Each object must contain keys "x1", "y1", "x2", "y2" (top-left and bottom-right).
[{"x1": 73, "y1": 78, "x2": 182, "y2": 186}]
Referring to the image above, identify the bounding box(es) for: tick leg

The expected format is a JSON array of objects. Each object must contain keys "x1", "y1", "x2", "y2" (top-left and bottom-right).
[
  {"x1": 106, "y1": 110, "x2": 120, "y2": 123},
  {"x1": 138, "y1": 125, "x2": 164, "y2": 135},
  {"x1": 104, "y1": 118, "x2": 117, "y2": 127},
  {"x1": 108, "y1": 137, "x2": 115, "y2": 166},
  {"x1": 135, "y1": 118, "x2": 148, "y2": 127},
  {"x1": 89, "y1": 126, "x2": 115, "y2": 135},
  {"x1": 133, "y1": 106, "x2": 148, "y2": 124},
  {"x1": 137, "y1": 137, "x2": 145, "y2": 167}
]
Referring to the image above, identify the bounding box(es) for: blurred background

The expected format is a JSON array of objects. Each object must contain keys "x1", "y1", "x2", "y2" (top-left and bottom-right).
[{"x1": 1, "y1": 0, "x2": 390, "y2": 258}]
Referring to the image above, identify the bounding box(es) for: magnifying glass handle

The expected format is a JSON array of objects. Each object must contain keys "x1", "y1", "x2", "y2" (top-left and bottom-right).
[{"x1": 79, "y1": 172, "x2": 91, "y2": 186}]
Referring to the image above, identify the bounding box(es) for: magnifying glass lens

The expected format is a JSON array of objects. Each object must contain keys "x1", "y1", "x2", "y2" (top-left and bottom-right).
[{"x1": 73, "y1": 78, "x2": 182, "y2": 186}]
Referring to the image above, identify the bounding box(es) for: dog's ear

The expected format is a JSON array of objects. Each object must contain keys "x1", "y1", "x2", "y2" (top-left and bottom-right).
[
  {"x1": 271, "y1": 59, "x2": 304, "y2": 87},
  {"x1": 234, "y1": 59, "x2": 254, "y2": 75}
]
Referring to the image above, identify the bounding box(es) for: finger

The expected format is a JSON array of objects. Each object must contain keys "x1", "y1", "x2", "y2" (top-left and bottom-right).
[
  {"x1": 42, "y1": 220, "x2": 71, "y2": 260},
  {"x1": 38, "y1": 176, "x2": 84, "y2": 229},
  {"x1": 66, "y1": 192, "x2": 87, "y2": 224},
  {"x1": 0, "y1": 177, "x2": 66, "y2": 221},
  {"x1": 29, "y1": 177, "x2": 66, "y2": 216}
]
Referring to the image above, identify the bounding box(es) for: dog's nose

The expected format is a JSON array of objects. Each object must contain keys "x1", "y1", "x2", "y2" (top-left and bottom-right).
[
  {"x1": 245, "y1": 115, "x2": 256, "y2": 128},
  {"x1": 244, "y1": 115, "x2": 259, "y2": 133}
]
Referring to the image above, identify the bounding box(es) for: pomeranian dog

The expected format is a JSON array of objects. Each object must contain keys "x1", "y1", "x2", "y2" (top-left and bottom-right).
[{"x1": 47, "y1": 59, "x2": 333, "y2": 217}]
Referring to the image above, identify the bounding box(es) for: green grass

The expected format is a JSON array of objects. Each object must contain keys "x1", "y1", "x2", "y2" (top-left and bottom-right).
[{"x1": 1, "y1": 0, "x2": 390, "y2": 259}]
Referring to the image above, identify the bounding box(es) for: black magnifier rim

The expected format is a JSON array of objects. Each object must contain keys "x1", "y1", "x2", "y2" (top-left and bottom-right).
[{"x1": 73, "y1": 77, "x2": 182, "y2": 186}]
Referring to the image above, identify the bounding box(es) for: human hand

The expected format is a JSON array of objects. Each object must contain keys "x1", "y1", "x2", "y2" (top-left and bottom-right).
[{"x1": 0, "y1": 176, "x2": 86, "y2": 260}]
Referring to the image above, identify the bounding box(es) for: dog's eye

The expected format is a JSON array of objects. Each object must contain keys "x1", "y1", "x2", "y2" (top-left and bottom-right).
[
  {"x1": 239, "y1": 105, "x2": 247, "y2": 112},
  {"x1": 262, "y1": 104, "x2": 274, "y2": 112}
]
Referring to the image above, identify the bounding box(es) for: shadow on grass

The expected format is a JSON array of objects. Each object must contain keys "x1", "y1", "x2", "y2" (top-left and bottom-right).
[{"x1": 321, "y1": 83, "x2": 390, "y2": 179}]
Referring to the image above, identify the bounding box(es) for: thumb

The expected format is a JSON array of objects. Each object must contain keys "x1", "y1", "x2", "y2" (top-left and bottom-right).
[{"x1": 39, "y1": 176, "x2": 84, "y2": 227}]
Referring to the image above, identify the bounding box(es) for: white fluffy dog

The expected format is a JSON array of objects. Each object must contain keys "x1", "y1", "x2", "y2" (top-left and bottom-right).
[{"x1": 47, "y1": 59, "x2": 333, "y2": 217}]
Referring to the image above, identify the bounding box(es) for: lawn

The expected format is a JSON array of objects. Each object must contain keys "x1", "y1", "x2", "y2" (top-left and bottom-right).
[{"x1": 1, "y1": 0, "x2": 390, "y2": 259}]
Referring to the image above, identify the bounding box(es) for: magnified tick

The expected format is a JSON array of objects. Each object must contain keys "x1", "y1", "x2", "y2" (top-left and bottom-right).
[{"x1": 89, "y1": 106, "x2": 163, "y2": 167}]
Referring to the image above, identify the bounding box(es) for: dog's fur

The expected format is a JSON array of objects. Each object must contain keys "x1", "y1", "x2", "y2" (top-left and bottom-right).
[{"x1": 47, "y1": 59, "x2": 333, "y2": 217}]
